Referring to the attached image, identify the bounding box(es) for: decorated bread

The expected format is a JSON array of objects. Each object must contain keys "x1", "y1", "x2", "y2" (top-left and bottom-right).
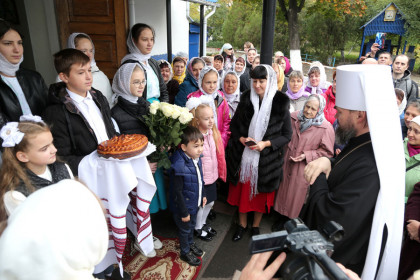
[{"x1": 97, "y1": 134, "x2": 148, "y2": 159}]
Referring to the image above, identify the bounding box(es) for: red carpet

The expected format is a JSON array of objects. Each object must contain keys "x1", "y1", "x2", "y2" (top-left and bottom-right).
[{"x1": 122, "y1": 236, "x2": 202, "y2": 280}]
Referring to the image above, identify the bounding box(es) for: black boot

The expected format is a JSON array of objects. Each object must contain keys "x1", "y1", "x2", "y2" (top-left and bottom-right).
[{"x1": 232, "y1": 225, "x2": 247, "y2": 242}]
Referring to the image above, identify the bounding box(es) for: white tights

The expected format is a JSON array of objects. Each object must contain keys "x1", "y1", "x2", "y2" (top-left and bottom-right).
[{"x1": 195, "y1": 201, "x2": 214, "y2": 232}]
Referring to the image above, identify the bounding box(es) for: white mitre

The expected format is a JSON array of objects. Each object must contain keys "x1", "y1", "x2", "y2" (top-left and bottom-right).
[{"x1": 336, "y1": 64, "x2": 405, "y2": 280}]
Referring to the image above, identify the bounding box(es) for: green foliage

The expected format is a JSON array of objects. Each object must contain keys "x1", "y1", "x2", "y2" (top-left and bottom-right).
[
  {"x1": 220, "y1": 1, "x2": 263, "y2": 49},
  {"x1": 207, "y1": 0, "x2": 230, "y2": 42},
  {"x1": 394, "y1": 0, "x2": 420, "y2": 44}
]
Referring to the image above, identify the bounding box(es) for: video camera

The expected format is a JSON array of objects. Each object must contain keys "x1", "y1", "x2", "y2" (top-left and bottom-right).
[{"x1": 249, "y1": 218, "x2": 349, "y2": 280}]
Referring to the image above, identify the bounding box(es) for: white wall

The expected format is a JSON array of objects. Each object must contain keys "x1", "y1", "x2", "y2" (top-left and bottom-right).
[
  {"x1": 23, "y1": 0, "x2": 60, "y2": 85},
  {"x1": 133, "y1": 0, "x2": 189, "y2": 57}
]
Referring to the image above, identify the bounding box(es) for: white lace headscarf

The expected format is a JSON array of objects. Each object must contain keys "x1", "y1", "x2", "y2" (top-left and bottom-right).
[
  {"x1": 240, "y1": 65, "x2": 278, "y2": 198},
  {"x1": 221, "y1": 70, "x2": 240, "y2": 104},
  {"x1": 121, "y1": 26, "x2": 153, "y2": 65},
  {"x1": 198, "y1": 66, "x2": 220, "y2": 128},
  {"x1": 307, "y1": 61, "x2": 329, "y2": 95},
  {"x1": 112, "y1": 62, "x2": 145, "y2": 104},
  {"x1": 157, "y1": 59, "x2": 173, "y2": 83},
  {"x1": 67, "y1": 32, "x2": 97, "y2": 70},
  {"x1": 0, "y1": 180, "x2": 108, "y2": 279}
]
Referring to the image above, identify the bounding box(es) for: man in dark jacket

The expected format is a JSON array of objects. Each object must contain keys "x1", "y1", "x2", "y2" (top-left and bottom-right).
[
  {"x1": 393, "y1": 55, "x2": 419, "y2": 103},
  {"x1": 43, "y1": 49, "x2": 116, "y2": 175}
]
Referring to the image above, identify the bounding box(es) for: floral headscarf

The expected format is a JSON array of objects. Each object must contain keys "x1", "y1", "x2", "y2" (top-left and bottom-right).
[{"x1": 297, "y1": 94, "x2": 326, "y2": 133}]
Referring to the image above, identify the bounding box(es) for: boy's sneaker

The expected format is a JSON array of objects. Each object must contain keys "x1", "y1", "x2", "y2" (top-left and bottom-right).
[
  {"x1": 190, "y1": 243, "x2": 203, "y2": 257},
  {"x1": 153, "y1": 236, "x2": 163, "y2": 249},
  {"x1": 180, "y1": 251, "x2": 201, "y2": 266},
  {"x1": 133, "y1": 241, "x2": 156, "y2": 258}
]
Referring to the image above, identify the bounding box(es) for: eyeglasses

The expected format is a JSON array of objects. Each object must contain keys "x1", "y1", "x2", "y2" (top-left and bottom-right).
[
  {"x1": 132, "y1": 80, "x2": 146, "y2": 87},
  {"x1": 228, "y1": 48, "x2": 233, "y2": 50}
]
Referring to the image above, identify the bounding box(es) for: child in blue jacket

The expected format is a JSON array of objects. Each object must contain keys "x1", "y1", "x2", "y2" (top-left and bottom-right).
[{"x1": 169, "y1": 126, "x2": 206, "y2": 266}]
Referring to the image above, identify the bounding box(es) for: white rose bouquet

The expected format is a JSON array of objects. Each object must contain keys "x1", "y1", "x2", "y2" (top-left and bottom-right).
[{"x1": 144, "y1": 101, "x2": 194, "y2": 169}]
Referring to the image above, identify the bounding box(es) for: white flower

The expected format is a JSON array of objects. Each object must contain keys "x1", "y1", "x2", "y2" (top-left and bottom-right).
[
  {"x1": 161, "y1": 103, "x2": 174, "y2": 118},
  {"x1": 149, "y1": 101, "x2": 160, "y2": 115},
  {"x1": 19, "y1": 114, "x2": 44, "y2": 123},
  {"x1": 0, "y1": 122, "x2": 24, "y2": 147},
  {"x1": 180, "y1": 107, "x2": 190, "y2": 115},
  {"x1": 179, "y1": 111, "x2": 194, "y2": 124},
  {"x1": 171, "y1": 106, "x2": 181, "y2": 119}
]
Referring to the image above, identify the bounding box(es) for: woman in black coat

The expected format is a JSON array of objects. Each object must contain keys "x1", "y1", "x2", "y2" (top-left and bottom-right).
[
  {"x1": 226, "y1": 65, "x2": 292, "y2": 242},
  {"x1": 0, "y1": 20, "x2": 47, "y2": 128}
]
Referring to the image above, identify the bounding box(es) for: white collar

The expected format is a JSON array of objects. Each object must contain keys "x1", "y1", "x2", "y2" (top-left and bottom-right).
[{"x1": 66, "y1": 89, "x2": 91, "y2": 104}]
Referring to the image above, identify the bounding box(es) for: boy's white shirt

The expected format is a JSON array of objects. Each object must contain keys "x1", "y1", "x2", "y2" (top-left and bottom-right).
[
  {"x1": 185, "y1": 153, "x2": 203, "y2": 207},
  {"x1": 66, "y1": 89, "x2": 109, "y2": 144}
]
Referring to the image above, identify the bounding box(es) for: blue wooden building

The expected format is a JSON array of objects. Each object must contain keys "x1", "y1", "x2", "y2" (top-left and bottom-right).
[{"x1": 359, "y1": 2, "x2": 415, "y2": 69}]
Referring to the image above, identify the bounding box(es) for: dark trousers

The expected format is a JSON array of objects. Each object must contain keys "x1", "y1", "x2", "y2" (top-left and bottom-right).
[{"x1": 173, "y1": 213, "x2": 197, "y2": 255}]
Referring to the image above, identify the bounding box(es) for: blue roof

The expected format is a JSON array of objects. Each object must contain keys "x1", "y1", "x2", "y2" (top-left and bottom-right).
[{"x1": 360, "y1": 2, "x2": 406, "y2": 36}]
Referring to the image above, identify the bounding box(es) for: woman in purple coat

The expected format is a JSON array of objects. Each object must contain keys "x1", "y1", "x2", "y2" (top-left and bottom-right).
[{"x1": 272, "y1": 94, "x2": 334, "y2": 230}]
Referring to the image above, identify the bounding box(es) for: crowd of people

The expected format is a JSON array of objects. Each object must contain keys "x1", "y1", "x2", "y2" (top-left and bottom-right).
[{"x1": 0, "y1": 18, "x2": 419, "y2": 280}]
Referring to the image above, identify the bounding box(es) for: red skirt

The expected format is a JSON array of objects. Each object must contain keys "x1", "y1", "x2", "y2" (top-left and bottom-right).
[{"x1": 227, "y1": 180, "x2": 275, "y2": 213}]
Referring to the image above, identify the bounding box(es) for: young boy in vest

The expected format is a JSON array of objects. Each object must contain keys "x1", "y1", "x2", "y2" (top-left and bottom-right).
[
  {"x1": 169, "y1": 126, "x2": 206, "y2": 266},
  {"x1": 43, "y1": 49, "x2": 116, "y2": 175}
]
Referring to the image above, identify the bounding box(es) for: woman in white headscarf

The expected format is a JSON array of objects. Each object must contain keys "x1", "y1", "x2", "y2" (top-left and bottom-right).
[
  {"x1": 304, "y1": 61, "x2": 331, "y2": 95},
  {"x1": 110, "y1": 62, "x2": 163, "y2": 256},
  {"x1": 225, "y1": 65, "x2": 292, "y2": 242},
  {"x1": 158, "y1": 59, "x2": 179, "y2": 104},
  {"x1": 63, "y1": 32, "x2": 113, "y2": 105},
  {"x1": 121, "y1": 23, "x2": 168, "y2": 103},
  {"x1": 0, "y1": 180, "x2": 108, "y2": 280},
  {"x1": 220, "y1": 43, "x2": 236, "y2": 71},
  {"x1": 111, "y1": 62, "x2": 150, "y2": 136},
  {"x1": 221, "y1": 70, "x2": 241, "y2": 119},
  {"x1": 187, "y1": 66, "x2": 231, "y2": 147},
  {"x1": 0, "y1": 20, "x2": 48, "y2": 127}
]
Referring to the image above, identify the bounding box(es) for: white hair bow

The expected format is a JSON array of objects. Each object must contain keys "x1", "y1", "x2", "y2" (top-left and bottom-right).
[
  {"x1": 0, "y1": 122, "x2": 24, "y2": 147},
  {"x1": 19, "y1": 115, "x2": 44, "y2": 123}
]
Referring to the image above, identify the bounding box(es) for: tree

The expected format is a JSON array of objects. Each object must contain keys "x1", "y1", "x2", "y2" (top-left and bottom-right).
[
  {"x1": 394, "y1": 0, "x2": 420, "y2": 44},
  {"x1": 301, "y1": 0, "x2": 367, "y2": 64},
  {"x1": 221, "y1": 1, "x2": 262, "y2": 49}
]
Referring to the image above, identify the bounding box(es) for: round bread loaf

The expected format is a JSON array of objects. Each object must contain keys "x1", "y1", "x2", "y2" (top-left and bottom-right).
[{"x1": 97, "y1": 134, "x2": 148, "y2": 159}]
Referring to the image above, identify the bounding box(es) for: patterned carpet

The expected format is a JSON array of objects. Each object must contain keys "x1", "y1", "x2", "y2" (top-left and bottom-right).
[{"x1": 122, "y1": 236, "x2": 202, "y2": 280}]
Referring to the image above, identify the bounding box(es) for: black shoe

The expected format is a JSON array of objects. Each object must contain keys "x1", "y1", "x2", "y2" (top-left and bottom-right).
[
  {"x1": 180, "y1": 251, "x2": 201, "y2": 266},
  {"x1": 109, "y1": 268, "x2": 131, "y2": 280},
  {"x1": 232, "y1": 225, "x2": 247, "y2": 242},
  {"x1": 203, "y1": 224, "x2": 217, "y2": 237},
  {"x1": 194, "y1": 229, "x2": 213, "y2": 241},
  {"x1": 190, "y1": 243, "x2": 203, "y2": 257},
  {"x1": 251, "y1": 227, "x2": 260, "y2": 236},
  {"x1": 207, "y1": 209, "x2": 216, "y2": 221}
]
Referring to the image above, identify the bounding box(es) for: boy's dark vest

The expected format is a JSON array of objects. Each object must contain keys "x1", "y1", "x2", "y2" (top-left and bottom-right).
[
  {"x1": 15, "y1": 162, "x2": 71, "y2": 196},
  {"x1": 169, "y1": 149, "x2": 203, "y2": 215}
]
